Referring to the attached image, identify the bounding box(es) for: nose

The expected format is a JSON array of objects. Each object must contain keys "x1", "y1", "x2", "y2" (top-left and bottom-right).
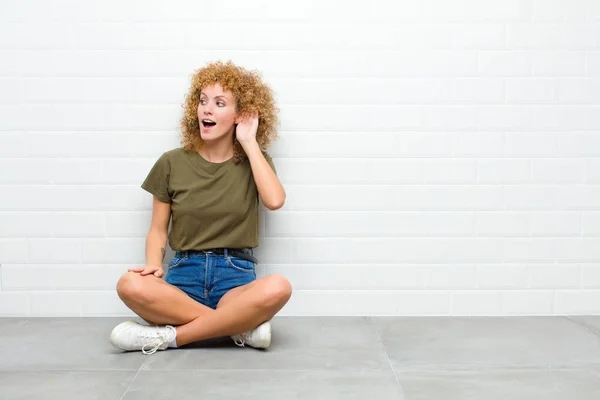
[
  {"x1": 202, "y1": 102, "x2": 214, "y2": 115},
  {"x1": 199, "y1": 103, "x2": 212, "y2": 116}
]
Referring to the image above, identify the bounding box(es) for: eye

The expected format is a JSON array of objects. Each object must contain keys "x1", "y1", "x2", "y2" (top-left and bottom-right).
[
  {"x1": 200, "y1": 99, "x2": 207, "y2": 105},
  {"x1": 217, "y1": 101, "x2": 225, "y2": 107}
]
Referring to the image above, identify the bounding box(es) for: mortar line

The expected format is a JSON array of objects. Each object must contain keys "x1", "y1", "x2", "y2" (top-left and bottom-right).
[{"x1": 370, "y1": 316, "x2": 406, "y2": 399}]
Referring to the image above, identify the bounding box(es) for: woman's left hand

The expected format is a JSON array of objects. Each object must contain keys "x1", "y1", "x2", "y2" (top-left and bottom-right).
[{"x1": 235, "y1": 112, "x2": 259, "y2": 145}]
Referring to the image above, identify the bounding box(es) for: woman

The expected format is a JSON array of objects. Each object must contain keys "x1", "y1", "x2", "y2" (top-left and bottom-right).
[{"x1": 110, "y1": 61, "x2": 292, "y2": 355}]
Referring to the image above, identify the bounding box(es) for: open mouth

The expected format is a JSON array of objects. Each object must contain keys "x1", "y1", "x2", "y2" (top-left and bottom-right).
[{"x1": 202, "y1": 119, "x2": 217, "y2": 128}]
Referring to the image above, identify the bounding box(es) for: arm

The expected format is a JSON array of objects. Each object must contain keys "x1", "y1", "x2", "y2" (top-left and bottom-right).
[
  {"x1": 242, "y1": 140, "x2": 285, "y2": 210},
  {"x1": 146, "y1": 196, "x2": 171, "y2": 267},
  {"x1": 236, "y1": 113, "x2": 286, "y2": 210},
  {"x1": 129, "y1": 196, "x2": 171, "y2": 277}
]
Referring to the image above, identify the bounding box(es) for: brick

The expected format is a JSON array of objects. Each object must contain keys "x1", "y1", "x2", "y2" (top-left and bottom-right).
[
  {"x1": 478, "y1": 51, "x2": 533, "y2": 77},
  {"x1": 476, "y1": 264, "x2": 529, "y2": 288},
  {"x1": 476, "y1": 212, "x2": 528, "y2": 236},
  {"x1": 532, "y1": 51, "x2": 586, "y2": 76},
  {"x1": 262, "y1": 264, "x2": 425, "y2": 290},
  {"x1": 530, "y1": 264, "x2": 580, "y2": 288},
  {"x1": 280, "y1": 290, "x2": 449, "y2": 316},
  {"x1": 555, "y1": 290, "x2": 600, "y2": 314},
  {"x1": 528, "y1": 212, "x2": 581, "y2": 236},
  {"x1": 530, "y1": 159, "x2": 585, "y2": 183},
  {"x1": 477, "y1": 159, "x2": 531, "y2": 184},
  {"x1": 533, "y1": 0, "x2": 587, "y2": 22},
  {"x1": 266, "y1": 212, "x2": 425, "y2": 237},
  {"x1": 505, "y1": 79, "x2": 555, "y2": 103},
  {"x1": 502, "y1": 291, "x2": 554, "y2": 315},
  {"x1": 0, "y1": 293, "x2": 30, "y2": 315},
  {"x1": 451, "y1": 291, "x2": 503, "y2": 315},
  {"x1": 424, "y1": 265, "x2": 476, "y2": 289}
]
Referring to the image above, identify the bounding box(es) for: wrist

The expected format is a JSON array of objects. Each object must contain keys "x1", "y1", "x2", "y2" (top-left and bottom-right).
[
  {"x1": 239, "y1": 138, "x2": 258, "y2": 148},
  {"x1": 241, "y1": 140, "x2": 260, "y2": 155}
]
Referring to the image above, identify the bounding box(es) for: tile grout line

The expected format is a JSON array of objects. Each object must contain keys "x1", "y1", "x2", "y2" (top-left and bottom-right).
[
  {"x1": 119, "y1": 355, "x2": 148, "y2": 400},
  {"x1": 369, "y1": 316, "x2": 406, "y2": 399},
  {"x1": 565, "y1": 316, "x2": 600, "y2": 340}
]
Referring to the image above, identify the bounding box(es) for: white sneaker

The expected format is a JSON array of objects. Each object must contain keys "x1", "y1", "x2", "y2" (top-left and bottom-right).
[
  {"x1": 231, "y1": 320, "x2": 271, "y2": 349},
  {"x1": 110, "y1": 321, "x2": 176, "y2": 355}
]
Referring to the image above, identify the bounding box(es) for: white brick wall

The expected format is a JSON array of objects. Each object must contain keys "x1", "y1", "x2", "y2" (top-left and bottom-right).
[{"x1": 1, "y1": 0, "x2": 600, "y2": 316}]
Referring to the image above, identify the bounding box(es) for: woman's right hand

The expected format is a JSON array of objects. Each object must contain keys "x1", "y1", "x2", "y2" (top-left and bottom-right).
[{"x1": 128, "y1": 265, "x2": 164, "y2": 278}]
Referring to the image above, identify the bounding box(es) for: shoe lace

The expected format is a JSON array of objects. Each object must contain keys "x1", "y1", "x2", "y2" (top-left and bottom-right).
[
  {"x1": 233, "y1": 332, "x2": 248, "y2": 347},
  {"x1": 141, "y1": 329, "x2": 171, "y2": 355}
]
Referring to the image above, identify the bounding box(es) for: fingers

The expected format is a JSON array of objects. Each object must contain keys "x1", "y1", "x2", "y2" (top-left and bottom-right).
[
  {"x1": 128, "y1": 266, "x2": 163, "y2": 277},
  {"x1": 243, "y1": 112, "x2": 259, "y2": 121},
  {"x1": 139, "y1": 267, "x2": 158, "y2": 276}
]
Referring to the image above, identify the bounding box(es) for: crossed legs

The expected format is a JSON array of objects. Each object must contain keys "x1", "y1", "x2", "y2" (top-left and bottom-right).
[{"x1": 116, "y1": 271, "x2": 292, "y2": 347}]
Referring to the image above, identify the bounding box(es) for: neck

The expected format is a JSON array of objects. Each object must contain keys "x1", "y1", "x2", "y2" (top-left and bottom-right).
[{"x1": 197, "y1": 137, "x2": 234, "y2": 163}]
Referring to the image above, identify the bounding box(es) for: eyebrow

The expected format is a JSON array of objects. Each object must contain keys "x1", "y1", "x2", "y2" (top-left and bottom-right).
[{"x1": 200, "y1": 92, "x2": 229, "y2": 100}]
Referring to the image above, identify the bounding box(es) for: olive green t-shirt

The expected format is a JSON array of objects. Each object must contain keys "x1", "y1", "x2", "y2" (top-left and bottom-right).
[{"x1": 141, "y1": 147, "x2": 277, "y2": 251}]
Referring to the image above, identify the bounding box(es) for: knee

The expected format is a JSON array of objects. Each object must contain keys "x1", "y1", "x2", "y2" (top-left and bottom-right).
[
  {"x1": 116, "y1": 272, "x2": 151, "y2": 304},
  {"x1": 263, "y1": 274, "x2": 292, "y2": 307}
]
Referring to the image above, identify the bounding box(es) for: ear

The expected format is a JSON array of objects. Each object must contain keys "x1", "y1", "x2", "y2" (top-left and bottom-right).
[{"x1": 234, "y1": 112, "x2": 243, "y2": 125}]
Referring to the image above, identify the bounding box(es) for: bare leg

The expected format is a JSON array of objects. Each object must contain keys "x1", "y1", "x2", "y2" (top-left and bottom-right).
[
  {"x1": 169, "y1": 274, "x2": 291, "y2": 346},
  {"x1": 116, "y1": 272, "x2": 292, "y2": 346},
  {"x1": 116, "y1": 272, "x2": 213, "y2": 325}
]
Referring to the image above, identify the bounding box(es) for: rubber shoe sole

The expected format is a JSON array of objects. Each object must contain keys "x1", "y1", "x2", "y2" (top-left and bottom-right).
[{"x1": 110, "y1": 321, "x2": 138, "y2": 351}]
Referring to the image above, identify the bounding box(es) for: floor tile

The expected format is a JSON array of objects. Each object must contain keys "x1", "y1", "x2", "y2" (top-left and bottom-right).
[
  {"x1": 0, "y1": 371, "x2": 136, "y2": 400},
  {"x1": 372, "y1": 317, "x2": 600, "y2": 370},
  {"x1": 0, "y1": 318, "x2": 28, "y2": 329},
  {"x1": 3, "y1": 316, "x2": 600, "y2": 399},
  {"x1": 0, "y1": 318, "x2": 145, "y2": 371},
  {"x1": 143, "y1": 317, "x2": 390, "y2": 371},
  {"x1": 123, "y1": 370, "x2": 404, "y2": 400},
  {"x1": 569, "y1": 316, "x2": 600, "y2": 337},
  {"x1": 397, "y1": 369, "x2": 600, "y2": 400}
]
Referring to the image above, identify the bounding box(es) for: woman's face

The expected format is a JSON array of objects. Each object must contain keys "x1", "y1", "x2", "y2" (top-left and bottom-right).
[{"x1": 197, "y1": 83, "x2": 239, "y2": 142}]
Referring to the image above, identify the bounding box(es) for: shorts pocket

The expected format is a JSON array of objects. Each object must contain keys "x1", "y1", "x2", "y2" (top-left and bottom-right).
[
  {"x1": 167, "y1": 255, "x2": 186, "y2": 270},
  {"x1": 226, "y1": 256, "x2": 256, "y2": 274}
]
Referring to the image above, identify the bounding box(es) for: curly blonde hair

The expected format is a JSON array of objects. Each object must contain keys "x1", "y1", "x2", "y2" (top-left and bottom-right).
[{"x1": 180, "y1": 61, "x2": 279, "y2": 164}]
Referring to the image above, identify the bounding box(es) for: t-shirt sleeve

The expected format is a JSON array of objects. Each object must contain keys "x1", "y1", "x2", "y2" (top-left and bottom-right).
[
  {"x1": 263, "y1": 151, "x2": 277, "y2": 175},
  {"x1": 141, "y1": 152, "x2": 171, "y2": 203}
]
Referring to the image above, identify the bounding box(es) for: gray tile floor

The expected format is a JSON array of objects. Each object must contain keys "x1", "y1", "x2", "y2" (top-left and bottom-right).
[{"x1": 1, "y1": 316, "x2": 600, "y2": 399}]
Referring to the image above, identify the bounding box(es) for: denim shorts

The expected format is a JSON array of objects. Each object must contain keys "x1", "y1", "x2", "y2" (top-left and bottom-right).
[{"x1": 164, "y1": 248, "x2": 257, "y2": 309}]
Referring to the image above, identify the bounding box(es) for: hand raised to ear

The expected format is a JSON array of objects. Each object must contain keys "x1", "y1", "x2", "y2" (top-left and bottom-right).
[{"x1": 235, "y1": 112, "x2": 259, "y2": 146}]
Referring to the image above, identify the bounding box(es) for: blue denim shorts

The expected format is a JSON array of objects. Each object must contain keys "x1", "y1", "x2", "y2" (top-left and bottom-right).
[{"x1": 164, "y1": 248, "x2": 257, "y2": 309}]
